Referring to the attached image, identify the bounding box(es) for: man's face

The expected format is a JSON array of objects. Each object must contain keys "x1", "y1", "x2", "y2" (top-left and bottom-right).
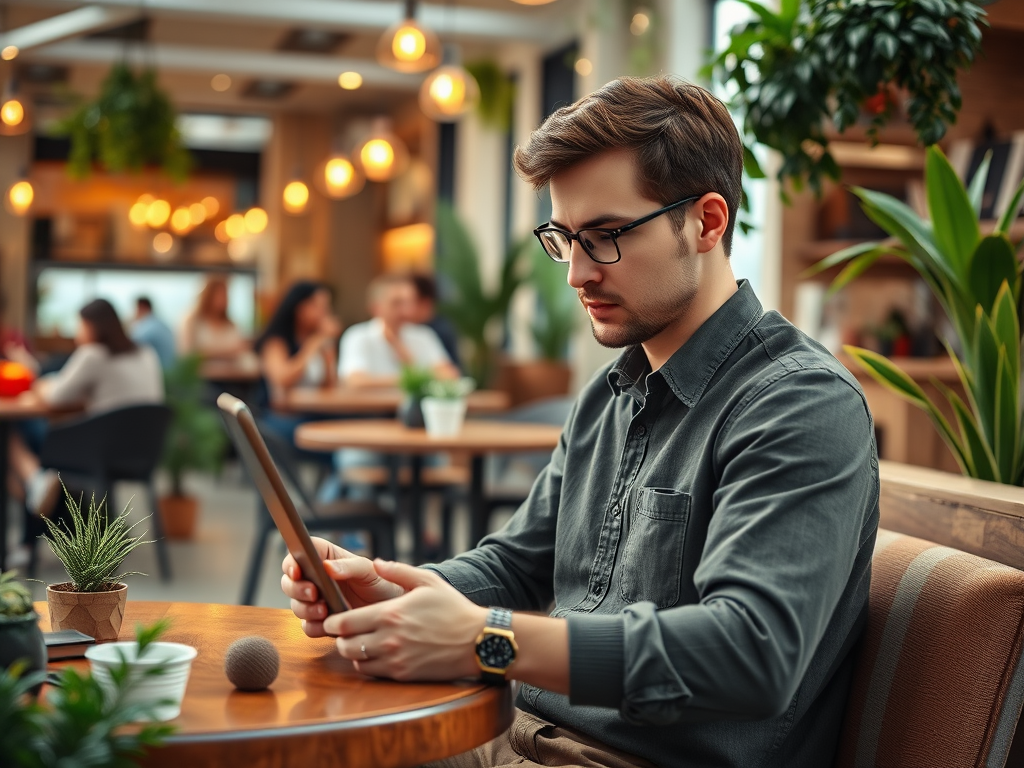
[
  {"x1": 374, "y1": 282, "x2": 416, "y2": 328},
  {"x1": 549, "y1": 149, "x2": 700, "y2": 350}
]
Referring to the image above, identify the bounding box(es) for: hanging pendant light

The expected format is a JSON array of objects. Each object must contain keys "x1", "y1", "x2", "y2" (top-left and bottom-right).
[
  {"x1": 0, "y1": 77, "x2": 29, "y2": 137},
  {"x1": 5, "y1": 175, "x2": 33, "y2": 216},
  {"x1": 420, "y1": 45, "x2": 480, "y2": 123},
  {"x1": 377, "y1": 0, "x2": 441, "y2": 74},
  {"x1": 354, "y1": 119, "x2": 409, "y2": 183},
  {"x1": 317, "y1": 152, "x2": 365, "y2": 200},
  {"x1": 282, "y1": 176, "x2": 310, "y2": 215}
]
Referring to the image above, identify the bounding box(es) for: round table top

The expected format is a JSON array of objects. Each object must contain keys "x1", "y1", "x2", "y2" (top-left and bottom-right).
[
  {"x1": 278, "y1": 387, "x2": 511, "y2": 416},
  {"x1": 38, "y1": 601, "x2": 514, "y2": 768},
  {"x1": 295, "y1": 419, "x2": 562, "y2": 454},
  {"x1": 200, "y1": 358, "x2": 262, "y2": 383},
  {"x1": 0, "y1": 392, "x2": 57, "y2": 419}
]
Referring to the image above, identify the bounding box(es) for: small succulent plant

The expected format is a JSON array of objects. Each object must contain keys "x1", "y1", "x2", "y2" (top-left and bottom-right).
[{"x1": 0, "y1": 571, "x2": 34, "y2": 618}]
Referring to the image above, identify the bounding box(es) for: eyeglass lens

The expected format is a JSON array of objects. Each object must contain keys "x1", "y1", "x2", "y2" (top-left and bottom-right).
[{"x1": 538, "y1": 229, "x2": 619, "y2": 263}]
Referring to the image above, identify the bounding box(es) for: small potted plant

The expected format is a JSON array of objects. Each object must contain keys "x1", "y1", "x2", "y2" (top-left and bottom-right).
[
  {"x1": 41, "y1": 486, "x2": 153, "y2": 642},
  {"x1": 160, "y1": 355, "x2": 228, "y2": 539},
  {"x1": 398, "y1": 366, "x2": 435, "y2": 428},
  {"x1": 422, "y1": 377, "x2": 476, "y2": 437},
  {"x1": 0, "y1": 620, "x2": 176, "y2": 766},
  {"x1": 0, "y1": 571, "x2": 45, "y2": 678}
]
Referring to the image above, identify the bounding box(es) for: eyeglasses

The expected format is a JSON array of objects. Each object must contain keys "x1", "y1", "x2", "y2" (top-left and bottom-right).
[{"x1": 533, "y1": 195, "x2": 702, "y2": 265}]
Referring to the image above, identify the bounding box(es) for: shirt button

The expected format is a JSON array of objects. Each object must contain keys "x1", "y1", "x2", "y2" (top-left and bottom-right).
[
  {"x1": 612, "y1": 503, "x2": 621, "y2": 517},
  {"x1": 594, "y1": 584, "x2": 604, "y2": 596},
  {"x1": 636, "y1": 425, "x2": 647, "y2": 437}
]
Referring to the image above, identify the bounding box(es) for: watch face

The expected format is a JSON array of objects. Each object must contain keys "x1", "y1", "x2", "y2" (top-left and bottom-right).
[{"x1": 478, "y1": 634, "x2": 516, "y2": 670}]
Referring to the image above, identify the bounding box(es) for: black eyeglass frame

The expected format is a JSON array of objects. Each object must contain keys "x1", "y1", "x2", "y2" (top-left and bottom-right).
[{"x1": 533, "y1": 194, "x2": 703, "y2": 265}]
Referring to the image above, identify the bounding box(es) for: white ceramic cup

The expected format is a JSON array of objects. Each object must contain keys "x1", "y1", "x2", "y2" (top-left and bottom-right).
[
  {"x1": 421, "y1": 397, "x2": 468, "y2": 438},
  {"x1": 86, "y1": 641, "x2": 198, "y2": 721}
]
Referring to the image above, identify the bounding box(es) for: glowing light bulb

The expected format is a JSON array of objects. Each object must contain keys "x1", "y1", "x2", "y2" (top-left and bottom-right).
[
  {"x1": 393, "y1": 26, "x2": 426, "y2": 62},
  {"x1": 225, "y1": 213, "x2": 246, "y2": 239},
  {"x1": 575, "y1": 58, "x2": 593, "y2": 76},
  {"x1": 630, "y1": 11, "x2": 650, "y2": 36},
  {"x1": 326, "y1": 158, "x2": 354, "y2": 189},
  {"x1": 1, "y1": 99, "x2": 24, "y2": 127},
  {"x1": 146, "y1": 199, "x2": 171, "y2": 228},
  {"x1": 214, "y1": 221, "x2": 230, "y2": 244},
  {"x1": 6, "y1": 180, "x2": 33, "y2": 216},
  {"x1": 361, "y1": 140, "x2": 394, "y2": 180},
  {"x1": 152, "y1": 232, "x2": 174, "y2": 254},
  {"x1": 188, "y1": 202, "x2": 207, "y2": 225},
  {"x1": 171, "y1": 206, "x2": 192, "y2": 233},
  {"x1": 282, "y1": 181, "x2": 310, "y2": 214},
  {"x1": 420, "y1": 64, "x2": 479, "y2": 121},
  {"x1": 211, "y1": 74, "x2": 232, "y2": 92},
  {"x1": 338, "y1": 71, "x2": 363, "y2": 90},
  {"x1": 201, "y1": 196, "x2": 220, "y2": 217},
  {"x1": 244, "y1": 207, "x2": 268, "y2": 234},
  {"x1": 0, "y1": 46, "x2": 18, "y2": 61},
  {"x1": 129, "y1": 201, "x2": 150, "y2": 228}
]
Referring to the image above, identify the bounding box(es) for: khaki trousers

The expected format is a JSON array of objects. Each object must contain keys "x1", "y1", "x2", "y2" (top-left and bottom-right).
[{"x1": 427, "y1": 710, "x2": 658, "y2": 768}]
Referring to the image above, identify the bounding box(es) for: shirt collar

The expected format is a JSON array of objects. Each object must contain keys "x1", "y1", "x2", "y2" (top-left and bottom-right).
[{"x1": 606, "y1": 280, "x2": 764, "y2": 407}]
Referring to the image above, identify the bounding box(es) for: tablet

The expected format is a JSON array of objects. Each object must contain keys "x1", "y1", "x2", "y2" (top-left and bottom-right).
[{"x1": 217, "y1": 393, "x2": 350, "y2": 615}]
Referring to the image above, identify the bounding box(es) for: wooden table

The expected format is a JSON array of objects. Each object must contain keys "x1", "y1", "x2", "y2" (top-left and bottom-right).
[
  {"x1": 0, "y1": 394, "x2": 57, "y2": 570},
  {"x1": 38, "y1": 601, "x2": 515, "y2": 768},
  {"x1": 199, "y1": 358, "x2": 262, "y2": 383},
  {"x1": 277, "y1": 387, "x2": 511, "y2": 416},
  {"x1": 296, "y1": 420, "x2": 561, "y2": 560}
]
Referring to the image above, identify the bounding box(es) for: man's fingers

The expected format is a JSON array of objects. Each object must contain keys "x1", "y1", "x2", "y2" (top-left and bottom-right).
[
  {"x1": 300, "y1": 619, "x2": 329, "y2": 639},
  {"x1": 290, "y1": 598, "x2": 329, "y2": 622},
  {"x1": 372, "y1": 559, "x2": 439, "y2": 591},
  {"x1": 324, "y1": 603, "x2": 384, "y2": 638},
  {"x1": 281, "y1": 573, "x2": 319, "y2": 602}
]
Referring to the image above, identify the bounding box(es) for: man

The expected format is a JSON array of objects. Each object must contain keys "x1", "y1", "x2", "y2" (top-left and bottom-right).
[
  {"x1": 284, "y1": 76, "x2": 878, "y2": 767},
  {"x1": 338, "y1": 273, "x2": 458, "y2": 387},
  {"x1": 130, "y1": 296, "x2": 176, "y2": 370},
  {"x1": 409, "y1": 273, "x2": 462, "y2": 371}
]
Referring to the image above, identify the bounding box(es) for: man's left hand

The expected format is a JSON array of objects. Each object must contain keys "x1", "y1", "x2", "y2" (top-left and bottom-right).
[{"x1": 324, "y1": 560, "x2": 487, "y2": 681}]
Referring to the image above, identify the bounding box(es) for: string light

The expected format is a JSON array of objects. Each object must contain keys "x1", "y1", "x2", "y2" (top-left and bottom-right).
[
  {"x1": 0, "y1": 46, "x2": 17, "y2": 61},
  {"x1": 282, "y1": 180, "x2": 310, "y2": 214},
  {"x1": 319, "y1": 155, "x2": 364, "y2": 199},
  {"x1": 214, "y1": 221, "x2": 230, "y2": 244},
  {"x1": 5, "y1": 180, "x2": 33, "y2": 216},
  {"x1": 630, "y1": 10, "x2": 651, "y2": 35},
  {"x1": 201, "y1": 196, "x2": 220, "y2": 217},
  {"x1": 128, "y1": 195, "x2": 153, "y2": 228},
  {"x1": 211, "y1": 74, "x2": 232, "y2": 92},
  {"x1": 338, "y1": 71, "x2": 363, "y2": 90},
  {"x1": 152, "y1": 232, "x2": 174, "y2": 254},
  {"x1": 170, "y1": 206, "x2": 192, "y2": 234},
  {"x1": 1, "y1": 98, "x2": 23, "y2": 127},
  {"x1": 575, "y1": 58, "x2": 593, "y2": 76},
  {"x1": 244, "y1": 207, "x2": 268, "y2": 234},
  {"x1": 188, "y1": 202, "x2": 207, "y2": 225},
  {"x1": 146, "y1": 199, "x2": 171, "y2": 228},
  {"x1": 225, "y1": 213, "x2": 246, "y2": 239}
]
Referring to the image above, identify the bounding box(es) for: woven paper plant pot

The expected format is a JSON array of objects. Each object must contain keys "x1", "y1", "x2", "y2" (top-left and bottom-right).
[{"x1": 46, "y1": 582, "x2": 127, "y2": 642}]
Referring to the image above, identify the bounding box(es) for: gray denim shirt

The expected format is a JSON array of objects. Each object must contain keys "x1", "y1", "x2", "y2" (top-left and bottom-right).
[{"x1": 431, "y1": 280, "x2": 879, "y2": 767}]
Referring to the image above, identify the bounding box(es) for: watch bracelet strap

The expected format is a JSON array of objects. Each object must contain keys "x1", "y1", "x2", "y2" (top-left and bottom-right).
[{"x1": 480, "y1": 607, "x2": 514, "y2": 685}]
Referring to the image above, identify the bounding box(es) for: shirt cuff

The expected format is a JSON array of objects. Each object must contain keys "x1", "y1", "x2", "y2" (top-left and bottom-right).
[{"x1": 567, "y1": 613, "x2": 625, "y2": 708}]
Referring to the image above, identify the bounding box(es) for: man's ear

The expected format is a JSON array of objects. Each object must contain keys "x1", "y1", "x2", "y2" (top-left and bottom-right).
[{"x1": 693, "y1": 193, "x2": 729, "y2": 254}]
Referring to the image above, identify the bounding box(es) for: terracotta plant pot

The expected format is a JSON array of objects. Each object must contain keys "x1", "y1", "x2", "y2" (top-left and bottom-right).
[
  {"x1": 159, "y1": 495, "x2": 199, "y2": 540},
  {"x1": 498, "y1": 360, "x2": 572, "y2": 407},
  {"x1": 46, "y1": 582, "x2": 127, "y2": 642}
]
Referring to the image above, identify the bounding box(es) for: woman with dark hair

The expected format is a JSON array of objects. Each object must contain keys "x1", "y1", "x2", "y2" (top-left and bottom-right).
[
  {"x1": 179, "y1": 275, "x2": 249, "y2": 360},
  {"x1": 8, "y1": 298, "x2": 163, "y2": 518},
  {"x1": 255, "y1": 281, "x2": 341, "y2": 396}
]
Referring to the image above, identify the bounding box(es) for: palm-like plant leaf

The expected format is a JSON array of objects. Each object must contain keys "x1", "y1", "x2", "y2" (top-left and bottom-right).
[
  {"x1": 926, "y1": 146, "x2": 980, "y2": 281},
  {"x1": 968, "y1": 235, "x2": 1018, "y2": 315}
]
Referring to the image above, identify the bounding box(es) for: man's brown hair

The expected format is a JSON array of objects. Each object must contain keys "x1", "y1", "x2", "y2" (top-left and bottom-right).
[{"x1": 513, "y1": 76, "x2": 743, "y2": 255}]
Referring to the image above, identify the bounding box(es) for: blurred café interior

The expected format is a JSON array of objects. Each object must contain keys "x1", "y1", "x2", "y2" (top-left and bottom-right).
[{"x1": 2, "y1": 0, "x2": 1024, "y2": 607}]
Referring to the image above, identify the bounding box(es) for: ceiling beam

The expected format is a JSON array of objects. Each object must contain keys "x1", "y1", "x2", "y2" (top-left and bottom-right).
[
  {"x1": 0, "y1": 5, "x2": 140, "y2": 53},
  {"x1": 26, "y1": 39, "x2": 423, "y2": 89},
  {"x1": 24, "y1": 0, "x2": 573, "y2": 44}
]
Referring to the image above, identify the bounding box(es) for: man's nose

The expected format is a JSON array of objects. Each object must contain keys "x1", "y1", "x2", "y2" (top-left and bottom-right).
[{"x1": 566, "y1": 243, "x2": 602, "y2": 290}]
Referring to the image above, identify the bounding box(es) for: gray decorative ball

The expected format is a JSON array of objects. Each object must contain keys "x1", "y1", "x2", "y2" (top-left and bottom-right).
[{"x1": 224, "y1": 636, "x2": 280, "y2": 691}]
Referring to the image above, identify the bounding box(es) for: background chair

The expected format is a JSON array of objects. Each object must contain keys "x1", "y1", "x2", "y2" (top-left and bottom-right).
[
  {"x1": 835, "y1": 529, "x2": 1024, "y2": 767},
  {"x1": 26, "y1": 404, "x2": 174, "y2": 581},
  {"x1": 238, "y1": 422, "x2": 395, "y2": 606}
]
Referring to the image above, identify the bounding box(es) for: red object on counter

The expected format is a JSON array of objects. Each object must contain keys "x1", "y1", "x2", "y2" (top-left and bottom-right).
[{"x1": 0, "y1": 360, "x2": 34, "y2": 397}]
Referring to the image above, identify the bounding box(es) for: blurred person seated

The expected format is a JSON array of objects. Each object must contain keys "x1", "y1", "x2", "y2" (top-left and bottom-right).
[
  {"x1": 130, "y1": 296, "x2": 177, "y2": 370},
  {"x1": 409, "y1": 273, "x2": 461, "y2": 371},
  {"x1": 179, "y1": 275, "x2": 251, "y2": 361},
  {"x1": 339, "y1": 274, "x2": 457, "y2": 388},
  {"x1": 8, "y1": 298, "x2": 164, "y2": 519}
]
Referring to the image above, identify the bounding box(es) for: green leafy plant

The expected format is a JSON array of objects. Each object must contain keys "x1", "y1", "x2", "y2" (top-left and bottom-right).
[
  {"x1": 41, "y1": 485, "x2": 153, "y2": 593},
  {"x1": 435, "y1": 202, "x2": 531, "y2": 386},
  {"x1": 163, "y1": 355, "x2": 228, "y2": 498},
  {"x1": 529, "y1": 245, "x2": 579, "y2": 361},
  {"x1": 465, "y1": 60, "x2": 515, "y2": 132},
  {"x1": 706, "y1": 0, "x2": 986, "y2": 195},
  {"x1": 0, "y1": 620, "x2": 176, "y2": 768},
  {"x1": 57, "y1": 62, "x2": 192, "y2": 181},
  {"x1": 0, "y1": 570, "x2": 34, "y2": 617},
  {"x1": 808, "y1": 145, "x2": 1024, "y2": 484},
  {"x1": 425, "y1": 377, "x2": 476, "y2": 400},
  {"x1": 398, "y1": 366, "x2": 435, "y2": 399}
]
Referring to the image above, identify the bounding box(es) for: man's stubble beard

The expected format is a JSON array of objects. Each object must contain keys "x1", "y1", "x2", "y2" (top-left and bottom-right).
[{"x1": 586, "y1": 239, "x2": 698, "y2": 349}]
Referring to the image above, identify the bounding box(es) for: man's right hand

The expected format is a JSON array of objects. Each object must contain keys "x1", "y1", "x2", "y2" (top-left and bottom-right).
[{"x1": 281, "y1": 537, "x2": 405, "y2": 638}]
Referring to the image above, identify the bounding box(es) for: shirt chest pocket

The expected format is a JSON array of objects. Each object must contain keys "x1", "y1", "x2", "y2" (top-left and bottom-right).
[{"x1": 618, "y1": 487, "x2": 690, "y2": 609}]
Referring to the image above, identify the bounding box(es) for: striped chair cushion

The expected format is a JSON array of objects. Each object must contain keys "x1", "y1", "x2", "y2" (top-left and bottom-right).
[{"x1": 835, "y1": 529, "x2": 1024, "y2": 768}]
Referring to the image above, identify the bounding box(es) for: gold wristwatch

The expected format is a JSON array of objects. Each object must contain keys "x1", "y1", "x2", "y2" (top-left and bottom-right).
[{"x1": 475, "y1": 607, "x2": 518, "y2": 684}]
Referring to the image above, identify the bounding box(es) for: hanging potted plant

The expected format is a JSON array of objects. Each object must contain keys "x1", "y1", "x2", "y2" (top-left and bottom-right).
[
  {"x1": 706, "y1": 0, "x2": 986, "y2": 194},
  {"x1": 0, "y1": 571, "x2": 45, "y2": 678},
  {"x1": 160, "y1": 355, "x2": 228, "y2": 539},
  {"x1": 807, "y1": 145, "x2": 1024, "y2": 485},
  {"x1": 41, "y1": 486, "x2": 153, "y2": 641}
]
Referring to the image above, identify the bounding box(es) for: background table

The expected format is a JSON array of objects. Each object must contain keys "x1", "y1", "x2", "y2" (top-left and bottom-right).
[
  {"x1": 0, "y1": 394, "x2": 62, "y2": 571},
  {"x1": 295, "y1": 420, "x2": 561, "y2": 559},
  {"x1": 39, "y1": 601, "x2": 515, "y2": 768},
  {"x1": 277, "y1": 387, "x2": 510, "y2": 416}
]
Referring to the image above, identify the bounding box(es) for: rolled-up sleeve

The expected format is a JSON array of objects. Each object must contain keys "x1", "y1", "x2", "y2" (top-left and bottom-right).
[{"x1": 567, "y1": 368, "x2": 877, "y2": 725}]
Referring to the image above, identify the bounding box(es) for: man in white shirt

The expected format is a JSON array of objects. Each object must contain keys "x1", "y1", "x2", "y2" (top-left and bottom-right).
[{"x1": 338, "y1": 274, "x2": 458, "y2": 386}]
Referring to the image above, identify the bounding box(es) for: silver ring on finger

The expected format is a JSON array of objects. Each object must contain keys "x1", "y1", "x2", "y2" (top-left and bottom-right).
[{"x1": 360, "y1": 643, "x2": 369, "y2": 660}]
